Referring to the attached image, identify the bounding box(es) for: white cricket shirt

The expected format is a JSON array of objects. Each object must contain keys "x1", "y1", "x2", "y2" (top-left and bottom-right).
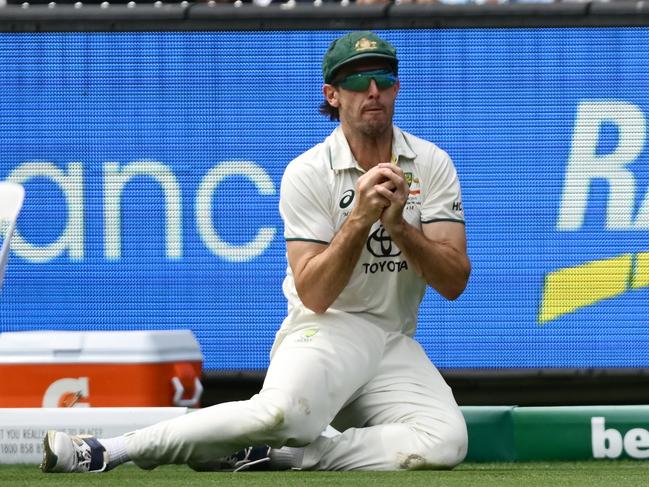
[{"x1": 279, "y1": 125, "x2": 465, "y2": 336}]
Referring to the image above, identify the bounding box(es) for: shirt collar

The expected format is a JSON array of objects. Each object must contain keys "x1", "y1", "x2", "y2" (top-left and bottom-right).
[{"x1": 328, "y1": 125, "x2": 417, "y2": 173}]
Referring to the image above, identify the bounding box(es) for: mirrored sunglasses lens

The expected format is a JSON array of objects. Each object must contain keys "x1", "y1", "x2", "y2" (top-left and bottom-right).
[
  {"x1": 340, "y1": 76, "x2": 372, "y2": 91},
  {"x1": 339, "y1": 73, "x2": 396, "y2": 91},
  {"x1": 375, "y1": 75, "x2": 396, "y2": 89}
]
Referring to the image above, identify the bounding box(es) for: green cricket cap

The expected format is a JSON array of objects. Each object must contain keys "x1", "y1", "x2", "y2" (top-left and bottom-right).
[{"x1": 322, "y1": 31, "x2": 398, "y2": 84}]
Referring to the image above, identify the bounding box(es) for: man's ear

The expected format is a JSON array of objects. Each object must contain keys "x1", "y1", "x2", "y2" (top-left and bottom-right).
[{"x1": 323, "y1": 84, "x2": 340, "y2": 108}]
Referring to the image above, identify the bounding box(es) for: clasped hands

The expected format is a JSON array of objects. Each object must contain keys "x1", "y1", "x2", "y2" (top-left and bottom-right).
[{"x1": 352, "y1": 163, "x2": 409, "y2": 232}]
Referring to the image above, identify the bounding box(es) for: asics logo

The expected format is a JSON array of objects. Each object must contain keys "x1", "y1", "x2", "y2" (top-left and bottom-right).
[{"x1": 339, "y1": 189, "x2": 355, "y2": 209}]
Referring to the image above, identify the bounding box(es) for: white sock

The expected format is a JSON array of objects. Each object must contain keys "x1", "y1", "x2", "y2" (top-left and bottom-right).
[
  {"x1": 269, "y1": 446, "x2": 305, "y2": 470},
  {"x1": 99, "y1": 436, "x2": 130, "y2": 470}
]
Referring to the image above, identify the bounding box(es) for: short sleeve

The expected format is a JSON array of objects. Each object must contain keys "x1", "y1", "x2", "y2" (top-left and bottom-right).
[
  {"x1": 419, "y1": 149, "x2": 465, "y2": 224},
  {"x1": 280, "y1": 163, "x2": 335, "y2": 244}
]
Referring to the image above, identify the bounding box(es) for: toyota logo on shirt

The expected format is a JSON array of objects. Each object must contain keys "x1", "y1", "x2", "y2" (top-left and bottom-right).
[{"x1": 366, "y1": 226, "x2": 401, "y2": 258}]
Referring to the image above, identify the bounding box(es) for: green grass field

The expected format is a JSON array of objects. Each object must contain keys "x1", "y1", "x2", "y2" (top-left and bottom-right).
[{"x1": 2, "y1": 462, "x2": 649, "y2": 487}]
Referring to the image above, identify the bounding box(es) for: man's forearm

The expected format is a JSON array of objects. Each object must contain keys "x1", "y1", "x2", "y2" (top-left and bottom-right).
[
  {"x1": 294, "y1": 215, "x2": 373, "y2": 314},
  {"x1": 388, "y1": 220, "x2": 470, "y2": 300}
]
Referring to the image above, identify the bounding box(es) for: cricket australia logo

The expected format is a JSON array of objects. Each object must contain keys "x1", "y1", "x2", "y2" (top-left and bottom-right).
[{"x1": 366, "y1": 226, "x2": 401, "y2": 258}]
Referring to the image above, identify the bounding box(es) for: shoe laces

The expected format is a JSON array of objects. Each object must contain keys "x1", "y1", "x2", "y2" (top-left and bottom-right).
[
  {"x1": 71, "y1": 437, "x2": 93, "y2": 471},
  {"x1": 227, "y1": 446, "x2": 271, "y2": 472}
]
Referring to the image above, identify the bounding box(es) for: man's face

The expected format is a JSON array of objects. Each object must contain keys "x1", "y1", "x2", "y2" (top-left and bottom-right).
[{"x1": 324, "y1": 59, "x2": 400, "y2": 138}]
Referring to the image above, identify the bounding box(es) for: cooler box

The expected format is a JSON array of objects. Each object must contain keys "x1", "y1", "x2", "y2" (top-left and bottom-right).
[{"x1": 0, "y1": 330, "x2": 203, "y2": 408}]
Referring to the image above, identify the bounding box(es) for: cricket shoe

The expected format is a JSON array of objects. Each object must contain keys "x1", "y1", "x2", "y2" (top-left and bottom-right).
[
  {"x1": 189, "y1": 445, "x2": 272, "y2": 472},
  {"x1": 41, "y1": 430, "x2": 108, "y2": 473}
]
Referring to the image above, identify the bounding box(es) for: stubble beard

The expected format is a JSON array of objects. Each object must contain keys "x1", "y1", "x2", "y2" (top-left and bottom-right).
[
  {"x1": 340, "y1": 103, "x2": 394, "y2": 140},
  {"x1": 358, "y1": 117, "x2": 391, "y2": 139},
  {"x1": 356, "y1": 105, "x2": 393, "y2": 138}
]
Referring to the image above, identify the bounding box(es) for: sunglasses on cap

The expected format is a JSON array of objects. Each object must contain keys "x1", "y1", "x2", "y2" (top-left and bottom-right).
[{"x1": 333, "y1": 68, "x2": 398, "y2": 92}]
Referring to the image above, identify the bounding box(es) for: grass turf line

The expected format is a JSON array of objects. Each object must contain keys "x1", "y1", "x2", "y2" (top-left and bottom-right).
[{"x1": 2, "y1": 462, "x2": 649, "y2": 487}]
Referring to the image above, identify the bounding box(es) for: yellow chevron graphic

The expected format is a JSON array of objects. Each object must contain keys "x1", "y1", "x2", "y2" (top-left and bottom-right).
[
  {"x1": 538, "y1": 253, "x2": 641, "y2": 324},
  {"x1": 632, "y1": 252, "x2": 649, "y2": 289}
]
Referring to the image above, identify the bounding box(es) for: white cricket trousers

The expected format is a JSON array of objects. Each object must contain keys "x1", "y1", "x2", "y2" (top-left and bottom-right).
[{"x1": 125, "y1": 314, "x2": 467, "y2": 471}]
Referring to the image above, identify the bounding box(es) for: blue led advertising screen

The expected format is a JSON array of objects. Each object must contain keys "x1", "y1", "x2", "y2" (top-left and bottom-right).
[{"x1": 1, "y1": 29, "x2": 648, "y2": 370}]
